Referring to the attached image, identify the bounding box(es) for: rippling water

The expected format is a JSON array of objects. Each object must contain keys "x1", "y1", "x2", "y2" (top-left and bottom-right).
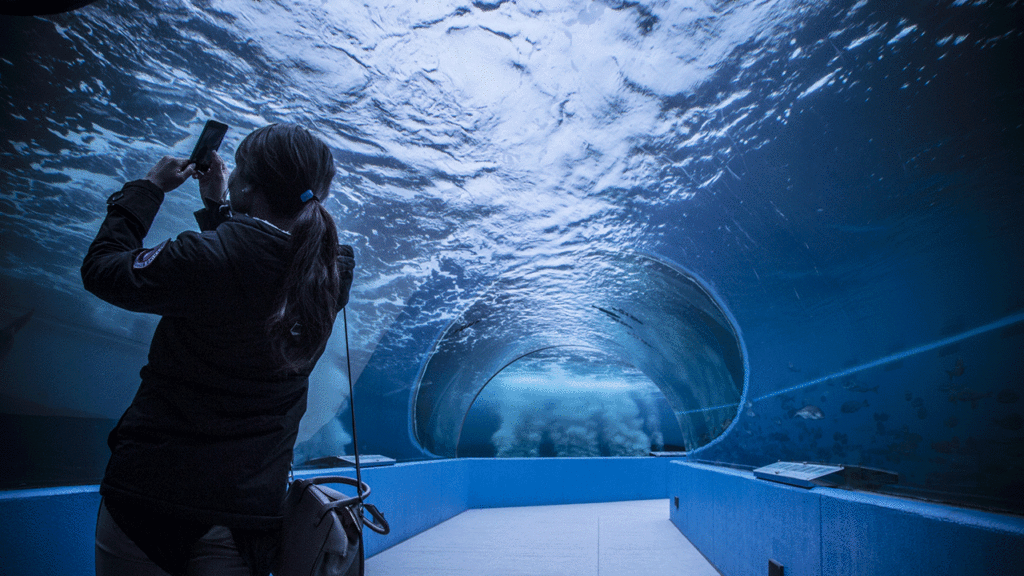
[
  {"x1": 3, "y1": 0, "x2": 819, "y2": 429},
  {"x1": 2, "y1": 0, "x2": 1022, "y2": 512},
  {"x1": 1, "y1": 0, "x2": 829, "y2": 312}
]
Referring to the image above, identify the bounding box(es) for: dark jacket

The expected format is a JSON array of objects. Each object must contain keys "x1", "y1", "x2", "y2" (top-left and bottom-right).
[{"x1": 81, "y1": 179, "x2": 354, "y2": 573}]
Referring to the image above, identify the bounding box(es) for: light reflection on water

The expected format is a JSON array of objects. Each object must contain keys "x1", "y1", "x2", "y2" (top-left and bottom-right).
[
  {"x1": 1, "y1": 0, "x2": 818, "y2": 354},
  {"x1": 5, "y1": 0, "x2": 796, "y2": 442}
]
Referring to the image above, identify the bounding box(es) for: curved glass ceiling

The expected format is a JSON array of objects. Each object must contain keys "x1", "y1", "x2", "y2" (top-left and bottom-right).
[
  {"x1": 1, "y1": 0, "x2": 1022, "y2": 514},
  {"x1": 414, "y1": 251, "x2": 745, "y2": 457}
]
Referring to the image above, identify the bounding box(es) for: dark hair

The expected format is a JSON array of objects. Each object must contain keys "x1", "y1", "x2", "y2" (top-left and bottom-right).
[{"x1": 235, "y1": 123, "x2": 341, "y2": 373}]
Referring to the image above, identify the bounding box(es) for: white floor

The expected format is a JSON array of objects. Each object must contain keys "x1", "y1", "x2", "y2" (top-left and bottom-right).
[{"x1": 365, "y1": 499, "x2": 721, "y2": 576}]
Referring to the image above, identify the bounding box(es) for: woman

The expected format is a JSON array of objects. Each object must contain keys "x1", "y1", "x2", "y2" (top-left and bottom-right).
[{"x1": 82, "y1": 124, "x2": 355, "y2": 576}]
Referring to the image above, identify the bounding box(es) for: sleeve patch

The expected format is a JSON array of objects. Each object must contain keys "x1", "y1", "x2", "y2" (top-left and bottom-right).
[{"x1": 133, "y1": 239, "x2": 169, "y2": 269}]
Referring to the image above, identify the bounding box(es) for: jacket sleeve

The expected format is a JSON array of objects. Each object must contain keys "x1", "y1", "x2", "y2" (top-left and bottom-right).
[
  {"x1": 81, "y1": 180, "x2": 232, "y2": 317},
  {"x1": 193, "y1": 197, "x2": 232, "y2": 232},
  {"x1": 336, "y1": 245, "x2": 355, "y2": 310}
]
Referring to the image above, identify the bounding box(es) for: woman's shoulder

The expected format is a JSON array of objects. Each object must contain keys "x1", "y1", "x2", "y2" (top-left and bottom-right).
[
  {"x1": 221, "y1": 212, "x2": 292, "y2": 238},
  {"x1": 200, "y1": 214, "x2": 291, "y2": 256},
  {"x1": 169, "y1": 215, "x2": 289, "y2": 271}
]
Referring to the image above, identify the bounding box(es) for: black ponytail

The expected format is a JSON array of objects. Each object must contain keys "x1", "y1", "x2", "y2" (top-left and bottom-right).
[
  {"x1": 235, "y1": 124, "x2": 342, "y2": 373},
  {"x1": 269, "y1": 199, "x2": 341, "y2": 373}
]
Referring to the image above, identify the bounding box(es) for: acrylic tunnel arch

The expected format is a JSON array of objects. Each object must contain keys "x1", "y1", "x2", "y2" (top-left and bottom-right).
[{"x1": 412, "y1": 250, "x2": 749, "y2": 458}]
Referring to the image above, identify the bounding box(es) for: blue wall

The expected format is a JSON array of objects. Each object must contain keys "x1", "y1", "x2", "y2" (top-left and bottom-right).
[
  {"x1": 3, "y1": 458, "x2": 1022, "y2": 576},
  {"x1": 466, "y1": 457, "x2": 669, "y2": 509},
  {"x1": 0, "y1": 457, "x2": 669, "y2": 576},
  {"x1": 670, "y1": 461, "x2": 1024, "y2": 576},
  {"x1": 292, "y1": 457, "x2": 671, "y2": 557},
  {"x1": 0, "y1": 485, "x2": 100, "y2": 576}
]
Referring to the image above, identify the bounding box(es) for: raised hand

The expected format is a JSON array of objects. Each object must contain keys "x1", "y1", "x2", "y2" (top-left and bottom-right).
[
  {"x1": 196, "y1": 151, "x2": 230, "y2": 205},
  {"x1": 144, "y1": 156, "x2": 195, "y2": 193}
]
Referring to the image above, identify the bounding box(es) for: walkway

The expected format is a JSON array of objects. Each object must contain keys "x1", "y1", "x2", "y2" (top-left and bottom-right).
[{"x1": 365, "y1": 499, "x2": 721, "y2": 576}]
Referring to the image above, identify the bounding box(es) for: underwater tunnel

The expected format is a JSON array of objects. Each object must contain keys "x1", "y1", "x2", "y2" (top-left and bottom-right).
[
  {"x1": 412, "y1": 250, "x2": 746, "y2": 458},
  {"x1": 2, "y1": 0, "x2": 1023, "y2": 574}
]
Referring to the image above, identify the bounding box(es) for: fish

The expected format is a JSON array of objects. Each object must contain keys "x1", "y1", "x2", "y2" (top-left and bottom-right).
[
  {"x1": 0, "y1": 309, "x2": 34, "y2": 363},
  {"x1": 794, "y1": 405, "x2": 824, "y2": 420},
  {"x1": 997, "y1": 388, "x2": 1020, "y2": 404},
  {"x1": 949, "y1": 388, "x2": 991, "y2": 409},
  {"x1": 945, "y1": 358, "x2": 964, "y2": 380},
  {"x1": 930, "y1": 437, "x2": 960, "y2": 454},
  {"x1": 592, "y1": 306, "x2": 631, "y2": 328},
  {"x1": 452, "y1": 319, "x2": 480, "y2": 335},
  {"x1": 841, "y1": 400, "x2": 869, "y2": 414},
  {"x1": 842, "y1": 380, "x2": 879, "y2": 393},
  {"x1": 992, "y1": 413, "x2": 1023, "y2": 431},
  {"x1": 787, "y1": 362, "x2": 801, "y2": 373}
]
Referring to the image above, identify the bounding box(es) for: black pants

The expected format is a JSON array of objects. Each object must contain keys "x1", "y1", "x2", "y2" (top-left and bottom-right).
[{"x1": 95, "y1": 499, "x2": 251, "y2": 576}]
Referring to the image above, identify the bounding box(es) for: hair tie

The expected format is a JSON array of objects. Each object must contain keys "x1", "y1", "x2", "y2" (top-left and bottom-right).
[{"x1": 300, "y1": 190, "x2": 315, "y2": 203}]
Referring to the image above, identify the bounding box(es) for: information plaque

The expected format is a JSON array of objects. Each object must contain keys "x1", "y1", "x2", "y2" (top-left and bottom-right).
[
  {"x1": 299, "y1": 454, "x2": 397, "y2": 469},
  {"x1": 334, "y1": 455, "x2": 396, "y2": 468},
  {"x1": 753, "y1": 461, "x2": 844, "y2": 488}
]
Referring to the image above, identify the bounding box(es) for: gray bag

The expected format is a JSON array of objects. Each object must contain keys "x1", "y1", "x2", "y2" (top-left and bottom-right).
[
  {"x1": 276, "y1": 475, "x2": 388, "y2": 576},
  {"x1": 277, "y1": 310, "x2": 388, "y2": 576}
]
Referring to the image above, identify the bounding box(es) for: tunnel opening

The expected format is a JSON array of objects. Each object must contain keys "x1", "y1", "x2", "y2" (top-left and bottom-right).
[
  {"x1": 413, "y1": 250, "x2": 748, "y2": 457},
  {"x1": 455, "y1": 346, "x2": 687, "y2": 458}
]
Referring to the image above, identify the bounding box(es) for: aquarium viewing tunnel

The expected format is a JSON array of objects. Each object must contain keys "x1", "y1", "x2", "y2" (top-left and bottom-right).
[{"x1": 1, "y1": 0, "x2": 1023, "y2": 575}]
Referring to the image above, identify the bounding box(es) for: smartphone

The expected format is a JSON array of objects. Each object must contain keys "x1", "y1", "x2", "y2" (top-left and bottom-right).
[{"x1": 188, "y1": 120, "x2": 229, "y2": 171}]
